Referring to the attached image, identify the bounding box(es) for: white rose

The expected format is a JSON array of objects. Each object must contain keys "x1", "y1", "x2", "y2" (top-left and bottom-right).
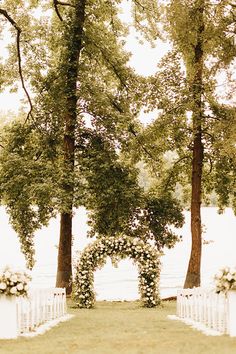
[
  {"x1": 0, "y1": 282, "x2": 7, "y2": 290},
  {"x1": 24, "y1": 285, "x2": 29, "y2": 291},
  {"x1": 4, "y1": 271, "x2": 11, "y2": 279},
  {"x1": 10, "y1": 287, "x2": 17, "y2": 294},
  {"x1": 17, "y1": 275, "x2": 25, "y2": 283},
  {"x1": 216, "y1": 271, "x2": 223, "y2": 279},
  {"x1": 226, "y1": 274, "x2": 233, "y2": 281},
  {"x1": 10, "y1": 275, "x2": 17, "y2": 283},
  {"x1": 16, "y1": 283, "x2": 24, "y2": 291},
  {"x1": 223, "y1": 282, "x2": 230, "y2": 289}
]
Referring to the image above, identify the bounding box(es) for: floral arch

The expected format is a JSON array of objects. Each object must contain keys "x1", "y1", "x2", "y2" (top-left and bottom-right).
[{"x1": 73, "y1": 235, "x2": 161, "y2": 308}]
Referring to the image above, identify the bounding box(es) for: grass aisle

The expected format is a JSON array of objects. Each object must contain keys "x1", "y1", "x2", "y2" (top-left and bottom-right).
[{"x1": 0, "y1": 301, "x2": 236, "y2": 354}]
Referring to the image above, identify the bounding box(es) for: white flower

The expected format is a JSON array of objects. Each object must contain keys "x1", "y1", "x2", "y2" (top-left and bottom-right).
[
  {"x1": 10, "y1": 275, "x2": 17, "y2": 283},
  {"x1": 224, "y1": 281, "x2": 230, "y2": 289},
  {"x1": 226, "y1": 273, "x2": 233, "y2": 281},
  {"x1": 215, "y1": 267, "x2": 236, "y2": 293},
  {"x1": 10, "y1": 287, "x2": 17, "y2": 294},
  {"x1": 0, "y1": 282, "x2": 7, "y2": 290},
  {"x1": 4, "y1": 271, "x2": 11, "y2": 279},
  {"x1": 18, "y1": 275, "x2": 26, "y2": 283},
  {"x1": 216, "y1": 271, "x2": 223, "y2": 279},
  {"x1": 16, "y1": 283, "x2": 24, "y2": 291}
]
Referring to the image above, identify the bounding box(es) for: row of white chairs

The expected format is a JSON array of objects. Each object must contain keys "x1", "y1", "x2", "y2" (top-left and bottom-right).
[
  {"x1": 176, "y1": 287, "x2": 236, "y2": 336},
  {"x1": 0, "y1": 287, "x2": 67, "y2": 338},
  {"x1": 16, "y1": 288, "x2": 67, "y2": 334}
]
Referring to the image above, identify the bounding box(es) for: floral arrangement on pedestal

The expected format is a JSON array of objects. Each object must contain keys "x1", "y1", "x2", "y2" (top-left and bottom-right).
[
  {"x1": 0, "y1": 266, "x2": 31, "y2": 296},
  {"x1": 214, "y1": 267, "x2": 236, "y2": 294},
  {"x1": 73, "y1": 235, "x2": 161, "y2": 308}
]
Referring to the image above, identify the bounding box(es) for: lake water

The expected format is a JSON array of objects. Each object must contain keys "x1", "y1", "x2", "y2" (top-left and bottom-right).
[{"x1": 0, "y1": 207, "x2": 235, "y2": 300}]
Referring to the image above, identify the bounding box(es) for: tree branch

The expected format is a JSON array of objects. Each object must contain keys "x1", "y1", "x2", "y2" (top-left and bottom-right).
[
  {"x1": 16, "y1": 31, "x2": 33, "y2": 120},
  {"x1": 0, "y1": 9, "x2": 21, "y2": 30},
  {"x1": 133, "y1": 0, "x2": 145, "y2": 11},
  {"x1": 164, "y1": 155, "x2": 191, "y2": 191},
  {"x1": 202, "y1": 130, "x2": 215, "y2": 142},
  {"x1": 128, "y1": 124, "x2": 158, "y2": 162},
  {"x1": 53, "y1": 0, "x2": 75, "y2": 21},
  {"x1": 204, "y1": 154, "x2": 213, "y2": 177},
  {"x1": 126, "y1": 125, "x2": 159, "y2": 178},
  {"x1": 107, "y1": 95, "x2": 124, "y2": 113},
  {"x1": 57, "y1": 0, "x2": 75, "y2": 7},
  {"x1": 0, "y1": 8, "x2": 33, "y2": 120},
  {"x1": 84, "y1": 38, "x2": 128, "y2": 89},
  {"x1": 53, "y1": 0, "x2": 64, "y2": 22}
]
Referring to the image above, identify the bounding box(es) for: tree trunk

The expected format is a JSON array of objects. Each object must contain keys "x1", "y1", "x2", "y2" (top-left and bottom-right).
[
  {"x1": 184, "y1": 0, "x2": 204, "y2": 289},
  {"x1": 56, "y1": 212, "x2": 73, "y2": 293},
  {"x1": 184, "y1": 131, "x2": 203, "y2": 288},
  {"x1": 56, "y1": 101, "x2": 76, "y2": 294},
  {"x1": 56, "y1": 0, "x2": 86, "y2": 294}
]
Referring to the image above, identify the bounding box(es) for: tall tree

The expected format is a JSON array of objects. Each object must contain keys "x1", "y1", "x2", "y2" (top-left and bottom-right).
[
  {"x1": 0, "y1": 0, "x2": 162, "y2": 294},
  {"x1": 181, "y1": 0, "x2": 205, "y2": 288},
  {"x1": 128, "y1": 0, "x2": 236, "y2": 288},
  {"x1": 52, "y1": 0, "x2": 86, "y2": 294},
  {"x1": 167, "y1": 0, "x2": 236, "y2": 288}
]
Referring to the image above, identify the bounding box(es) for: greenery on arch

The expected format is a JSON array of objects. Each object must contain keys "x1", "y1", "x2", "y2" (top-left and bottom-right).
[{"x1": 73, "y1": 235, "x2": 161, "y2": 309}]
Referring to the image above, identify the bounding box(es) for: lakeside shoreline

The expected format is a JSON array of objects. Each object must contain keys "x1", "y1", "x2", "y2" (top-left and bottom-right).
[{"x1": 1, "y1": 207, "x2": 235, "y2": 300}]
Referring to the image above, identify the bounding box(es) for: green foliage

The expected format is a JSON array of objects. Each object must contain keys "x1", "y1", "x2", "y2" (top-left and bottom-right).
[
  {"x1": 0, "y1": 115, "x2": 185, "y2": 270},
  {"x1": 78, "y1": 130, "x2": 143, "y2": 238},
  {"x1": 2, "y1": 0, "x2": 234, "y2": 275},
  {"x1": 142, "y1": 192, "x2": 185, "y2": 249},
  {"x1": 0, "y1": 121, "x2": 58, "y2": 268},
  {"x1": 166, "y1": 0, "x2": 236, "y2": 72},
  {"x1": 0, "y1": 0, "x2": 143, "y2": 268},
  {"x1": 131, "y1": 0, "x2": 162, "y2": 42},
  {"x1": 77, "y1": 129, "x2": 184, "y2": 248},
  {"x1": 131, "y1": 1, "x2": 236, "y2": 213},
  {"x1": 202, "y1": 102, "x2": 236, "y2": 212},
  {"x1": 73, "y1": 235, "x2": 161, "y2": 308}
]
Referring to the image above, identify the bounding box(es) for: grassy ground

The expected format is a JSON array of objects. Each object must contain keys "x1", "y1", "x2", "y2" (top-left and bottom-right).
[{"x1": 0, "y1": 300, "x2": 236, "y2": 354}]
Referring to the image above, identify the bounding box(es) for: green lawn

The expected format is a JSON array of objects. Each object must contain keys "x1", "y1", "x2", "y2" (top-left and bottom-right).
[{"x1": 0, "y1": 301, "x2": 236, "y2": 354}]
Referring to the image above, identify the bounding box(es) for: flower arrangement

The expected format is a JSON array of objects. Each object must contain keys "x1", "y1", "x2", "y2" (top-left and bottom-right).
[
  {"x1": 73, "y1": 235, "x2": 161, "y2": 308},
  {"x1": 0, "y1": 266, "x2": 31, "y2": 297},
  {"x1": 214, "y1": 267, "x2": 236, "y2": 294}
]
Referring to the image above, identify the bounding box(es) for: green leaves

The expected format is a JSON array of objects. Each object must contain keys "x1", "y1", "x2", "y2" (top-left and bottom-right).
[
  {"x1": 1, "y1": 0, "x2": 234, "y2": 276},
  {"x1": 76, "y1": 129, "x2": 184, "y2": 249},
  {"x1": 139, "y1": 0, "x2": 236, "y2": 213},
  {"x1": 0, "y1": 121, "x2": 58, "y2": 267},
  {"x1": 77, "y1": 130, "x2": 143, "y2": 237},
  {"x1": 143, "y1": 192, "x2": 184, "y2": 249}
]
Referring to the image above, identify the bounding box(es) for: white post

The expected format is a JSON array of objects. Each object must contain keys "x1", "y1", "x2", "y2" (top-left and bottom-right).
[
  {"x1": 227, "y1": 290, "x2": 236, "y2": 337},
  {"x1": 0, "y1": 295, "x2": 18, "y2": 339}
]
